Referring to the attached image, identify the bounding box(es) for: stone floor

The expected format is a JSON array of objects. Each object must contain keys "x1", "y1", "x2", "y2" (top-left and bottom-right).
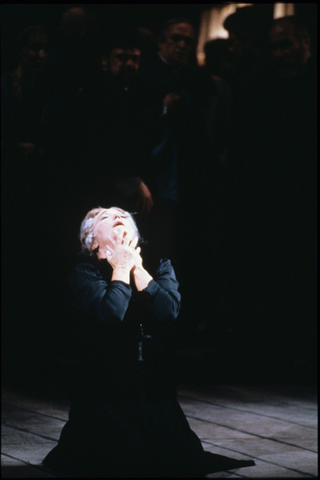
[{"x1": 1, "y1": 380, "x2": 317, "y2": 478}]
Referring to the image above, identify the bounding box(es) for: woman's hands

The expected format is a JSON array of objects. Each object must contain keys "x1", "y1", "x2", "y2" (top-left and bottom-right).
[
  {"x1": 106, "y1": 229, "x2": 140, "y2": 283},
  {"x1": 130, "y1": 241, "x2": 153, "y2": 292},
  {"x1": 106, "y1": 229, "x2": 139, "y2": 270},
  {"x1": 106, "y1": 228, "x2": 152, "y2": 290}
]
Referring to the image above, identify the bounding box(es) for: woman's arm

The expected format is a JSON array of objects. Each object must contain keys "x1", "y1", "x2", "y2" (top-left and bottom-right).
[
  {"x1": 131, "y1": 249, "x2": 153, "y2": 292},
  {"x1": 69, "y1": 263, "x2": 132, "y2": 325},
  {"x1": 132, "y1": 255, "x2": 181, "y2": 322},
  {"x1": 70, "y1": 230, "x2": 139, "y2": 324}
]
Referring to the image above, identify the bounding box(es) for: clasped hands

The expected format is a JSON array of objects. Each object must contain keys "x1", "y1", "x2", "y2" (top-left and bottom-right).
[
  {"x1": 106, "y1": 229, "x2": 141, "y2": 271},
  {"x1": 106, "y1": 229, "x2": 152, "y2": 290}
]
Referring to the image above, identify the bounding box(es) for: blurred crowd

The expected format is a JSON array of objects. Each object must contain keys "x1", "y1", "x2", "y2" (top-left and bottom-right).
[{"x1": 2, "y1": 7, "x2": 317, "y2": 386}]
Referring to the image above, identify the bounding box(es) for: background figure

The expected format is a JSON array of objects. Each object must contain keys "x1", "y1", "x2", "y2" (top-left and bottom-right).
[
  {"x1": 1, "y1": 25, "x2": 49, "y2": 157},
  {"x1": 222, "y1": 15, "x2": 317, "y2": 383},
  {"x1": 44, "y1": 7, "x2": 101, "y2": 160},
  {"x1": 1, "y1": 25, "x2": 52, "y2": 388},
  {"x1": 40, "y1": 6, "x2": 102, "y2": 252},
  {"x1": 137, "y1": 17, "x2": 202, "y2": 265},
  {"x1": 196, "y1": 38, "x2": 234, "y2": 343},
  {"x1": 137, "y1": 18, "x2": 224, "y2": 342},
  {"x1": 202, "y1": 38, "x2": 233, "y2": 167},
  {"x1": 204, "y1": 38, "x2": 234, "y2": 81},
  {"x1": 2, "y1": 8, "x2": 102, "y2": 390},
  {"x1": 136, "y1": 26, "x2": 159, "y2": 62},
  {"x1": 222, "y1": 6, "x2": 271, "y2": 89},
  {"x1": 74, "y1": 28, "x2": 153, "y2": 219},
  {"x1": 43, "y1": 6, "x2": 101, "y2": 205},
  {"x1": 40, "y1": 6, "x2": 103, "y2": 274}
]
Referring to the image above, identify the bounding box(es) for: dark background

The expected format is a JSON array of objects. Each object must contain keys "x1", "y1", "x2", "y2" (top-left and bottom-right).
[{"x1": 1, "y1": 4, "x2": 317, "y2": 395}]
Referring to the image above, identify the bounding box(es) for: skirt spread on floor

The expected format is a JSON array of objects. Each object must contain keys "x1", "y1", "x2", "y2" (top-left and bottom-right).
[{"x1": 43, "y1": 385, "x2": 255, "y2": 478}]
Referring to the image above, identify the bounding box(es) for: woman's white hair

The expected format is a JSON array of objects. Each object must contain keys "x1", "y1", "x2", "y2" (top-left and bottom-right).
[{"x1": 79, "y1": 206, "x2": 140, "y2": 256}]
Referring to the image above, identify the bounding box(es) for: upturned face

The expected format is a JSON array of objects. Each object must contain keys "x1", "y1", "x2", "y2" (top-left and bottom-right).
[
  {"x1": 158, "y1": 22, "x2": 195, "y2": 67},
  {"x1": 91, "y1": 208, "x2": 136, "y2": 259}
]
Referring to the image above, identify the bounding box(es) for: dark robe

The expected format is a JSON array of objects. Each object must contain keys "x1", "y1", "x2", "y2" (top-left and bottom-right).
[{"x1": 43, "y1": 256, "x2": 255, "y2": 477}]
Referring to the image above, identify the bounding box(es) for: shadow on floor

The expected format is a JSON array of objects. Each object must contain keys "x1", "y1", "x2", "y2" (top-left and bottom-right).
[{"x1": 1, "y1": 465, "x2": 63, "y2": 479}]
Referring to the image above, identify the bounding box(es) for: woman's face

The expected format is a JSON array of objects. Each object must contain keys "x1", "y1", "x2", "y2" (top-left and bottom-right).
[{"x1": 92, "y1": 208, "x2": 136, "y2": 258}]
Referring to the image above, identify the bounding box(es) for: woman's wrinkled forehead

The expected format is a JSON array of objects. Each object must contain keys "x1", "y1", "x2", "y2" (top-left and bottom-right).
[{"x1": 94, "y1": 207, "x2": 128, "y2": 224}]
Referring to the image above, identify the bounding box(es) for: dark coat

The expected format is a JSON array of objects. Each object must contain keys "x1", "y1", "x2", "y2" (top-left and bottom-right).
[
  {"x1": 137, "y1": 54, "x2": 219, "y2": 206},
  {"x1": 43, "y1": 256, "x2": 255, "y2": 477},
  {"x1": 67, "y1": 256, "x2": 180, "y2": 403}
]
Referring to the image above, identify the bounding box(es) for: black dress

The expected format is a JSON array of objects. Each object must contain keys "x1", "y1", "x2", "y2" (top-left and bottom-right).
[{"x1": 43, "y1": 256, "x2": 255, "y2": 478}]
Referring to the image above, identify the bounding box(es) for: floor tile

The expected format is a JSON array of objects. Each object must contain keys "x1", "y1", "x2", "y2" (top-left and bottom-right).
[
  {"x1": 1, "y1": 456, "x2": 57, "y2": 478},
  {"x1": 201, "y1": 444, "x2": 315, "y2": 478},
  {"x1": 178, "y1": 391, "x2": 317, "y2": 428},
  {"x1": 2, "y1": 391, "x2": 69, "y2": 420},
  {"x1": 259, "y1": 452, "x2": 318, "y2": 477},
  {"x1": 2, "y1": 386, "x2": 317, "y2": 479},
  {"x1": 209, "y1": 437, "x2": 314, "y2": 458},
  {"x1": 188, "y1": 416, "x2": 253, "y2": 440},
  {"x1": 2, "y1": 404, "x2": 66, "y2": 441},
  {"x1": 2, "y1": 436, "x2": 57, "y2": 466}
]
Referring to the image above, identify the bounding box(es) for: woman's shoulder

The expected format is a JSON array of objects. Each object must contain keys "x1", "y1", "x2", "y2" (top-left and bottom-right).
[
  {"x1": 69, "y1": 256, "x2": 113, "y2": 285},
  {"x1": 71, "y1": 261, "x2": 100, "y2": 275},
  {"x1": 69, "y1": 256, "x2": 102, "y2": 285},
  {"x1": 70, "y1": 252, "x2": 97, "y2": 271}
]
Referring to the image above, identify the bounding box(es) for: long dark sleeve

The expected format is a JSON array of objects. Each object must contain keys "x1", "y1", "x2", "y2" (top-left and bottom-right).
[
  {"x1": 69, "y1": 263, "x2": 132, "y2": 325},
  {"x1": 141, "y1": 259, "x2": 181, "y2": 322}
]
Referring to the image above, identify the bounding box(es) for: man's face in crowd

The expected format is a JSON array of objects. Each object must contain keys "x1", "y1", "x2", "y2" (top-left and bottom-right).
[
  {"x1": 109, "y1": 48, "x2": 141, "y2": 82},
  {"x1": 21, "y1": 33, "x2": 49, "y2": 73},
  {"x1": 158, "y1": 22, "x2": 195, "y2": 67},
  {"x1": 269, "y1": 19, "x2": 310, "y2": 77}
]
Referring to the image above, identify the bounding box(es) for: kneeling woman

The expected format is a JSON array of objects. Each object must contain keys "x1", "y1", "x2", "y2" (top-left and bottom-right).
[{"x1": 43, "y1": 206, "x2": 255, "y2": 478}]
